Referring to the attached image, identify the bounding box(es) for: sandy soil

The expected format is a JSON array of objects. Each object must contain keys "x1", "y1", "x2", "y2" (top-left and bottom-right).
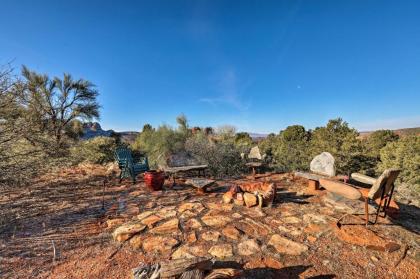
[{"x1": 0, "y1": 165, "x2": 419, "y2": 278}]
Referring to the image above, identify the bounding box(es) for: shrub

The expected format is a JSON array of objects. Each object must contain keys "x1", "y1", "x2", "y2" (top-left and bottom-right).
[
  {"x1": 378, "y1": 136, "x2": 420, "y2": 193},
  {"x1": 273, "y1": 125, "x2": 312, "y2": 172},
  {"x1": 185, "y1": 133, "x2": 245, "y2": 178},
  {"x1": 310, "y1": 118, "x2": 367, "y2": 175},
  {"x1": 71, "y1": 136, "x2": 116, "y2": 164},
  {"x1": 132, "y1": 124, "x2": 186, "y2": 168}
]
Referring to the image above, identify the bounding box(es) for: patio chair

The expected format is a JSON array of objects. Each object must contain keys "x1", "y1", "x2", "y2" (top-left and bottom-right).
[
  {"x1": 114, "y1": 146, "x2": 149, "y2": 183},
  {"x1": 336, "y1": 168, "x2": 400, "y2": 226}
]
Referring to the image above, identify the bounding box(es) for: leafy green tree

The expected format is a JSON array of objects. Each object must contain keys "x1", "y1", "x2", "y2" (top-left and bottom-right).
[
  {"x1": 133, "y1": 124, "x2": 186, "y2": 168},
  {"x1": 378, "y1": 136, "x2": 420, "y2": 192},
  {"x1": 258, "y1": 133, "x2": 278, "y2": 159},
  {"x1": 273, "y1": 125, "x2": 311, "y2": 171},
  {"x1": 19, "y1": 66, "x2": 100, "y2": 151},
  {"x1": 142, "y1": 123, "x2": 153, "y2": 132},
  {"x1": 310, "y1": 118, "x2": 366, "y2": 175},
  {"x1": 0, "y1": 64, "x2": 48, "y2": 185},
  {"x1": 234, "y1": 132, "x2": 253, "y2": 149},
  {"x1": 364, "y1": 130, "x2": 399, "y2": 158}
]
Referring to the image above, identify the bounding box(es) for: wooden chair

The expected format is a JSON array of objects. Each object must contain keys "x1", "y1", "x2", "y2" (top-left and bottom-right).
[
  {"x1": 114, "y1": 146, "x2": 149, "y2": 183},
  {"x1": 336, "y1": 168, "x2": 401, "y2": 226}
]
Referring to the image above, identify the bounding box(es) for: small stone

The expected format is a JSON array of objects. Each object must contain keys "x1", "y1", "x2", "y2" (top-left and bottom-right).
[
  {"x1": 236, "y1": 218, "x2": 272, "y2": 238},
  {"x1": 234, "y1": 198, "x2": 244, "y2": 206},
  {"x1": 244, "y1": 257, "x2": 283, "y2": 269},
  {"x1": 207, "y1": 202, "x2": 234, "y2": 212},
  {"x1": 303, "y1": 214, "x2": 327, "y2": 224},
  {"x1": 179, "y1": 210, "x2": 198, "y2": 219},
  {"x1": 222, "y1": 226, "x2": 241, "y2": 240},
  {"x1": 137, "y1": 211, "x2": 154, "y2": 221},
  {"x1": 171, "y1": 246, "x2": 194, "y2": 259},
  {"x1": 112, "y1": 222, "x2": 146, "y2": 242},
  {"x1": 143, "y1": 236, "x2": 179, "y2": 255},
  {"x1": 149, "y1": 218, "x2": 179, "y2": 234},
  {"x1": 244, "y1": 193, "x2": 258, "y2": 207},
  {"x1": 141, "y1": 215, "x2": 162, "y2": 227},
  {"x1": 201, "y1": 214, "x2": 232, "y2": 227},
  {"x1": 144, "y1": 201, "x2": 156, "y2": 209},
  {"x1": 277, "y1": 225, "x2": 291, "y2": 233},
  {"x1": 178, "y1": 202, "x2": 205, "y2": 213},
  {"x1": 307, "y1": 236, "x2": 317, "y2": 243},
  {"x1": 208, "y1": 244, "x2": 233, "y2": 258},
  {"x1": 238, "y1": 239, "x2": 261, "y2": 256},
  {"x1": 371, "y1": 256, "x2": 379, "y2": 262},
  {"x1": 242, "y1": 207, "x2": 266, "y2": 218},
  {"x1": 322, "y1": 260, "x2": 330, "y2": 266},
  {"x1": 129, "y1": 235, "x2": 143, "y2": 249},
  {"x1": 232, "y1": 213, "x2": 242, "y2": 219},
  {"x1": 185, "y1": 218, "x2": 202, "y2": 230},
  {"x1": 190, "y1": 245, "x2": 209, "y2": 257},
  {"x1": 282, "y1": 216, "x2": 301, "y2": 224},
  {"x1": 268, "y1": 234, "x2": 308, "y2": 255},
  {"x1": 201, "y1": 231, "x2": 221, "y2": 242},
  {"x1": 106, "y1": 218, "x2": 125, "y2": 229},
  {"x1": 157, "y1": 206, "x2": 177, "y2": 218},
  {"x1": 223, "y1": 192, "x2": 233, "y2": 204},
  {"x1": 186, "y1": 232, "x2": 197, "y2": 243}
]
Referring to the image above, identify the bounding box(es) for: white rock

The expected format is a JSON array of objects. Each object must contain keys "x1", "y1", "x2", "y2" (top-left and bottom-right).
[{"x1": 310, "y1": 152, "x2": 335, "y2": 177}]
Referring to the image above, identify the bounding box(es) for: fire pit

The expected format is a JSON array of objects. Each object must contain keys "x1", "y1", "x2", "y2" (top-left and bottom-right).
[{"x1": 222, "y1": 181, "x2": 276, "y2": 208}]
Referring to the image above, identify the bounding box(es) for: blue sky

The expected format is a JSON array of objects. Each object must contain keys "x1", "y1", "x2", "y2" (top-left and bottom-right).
[{"x1": 1, "y1": 0, "x2": 419, "y2": 133}]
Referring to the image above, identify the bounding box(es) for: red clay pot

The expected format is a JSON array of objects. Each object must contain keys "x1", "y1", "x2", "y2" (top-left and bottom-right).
[{"x1": 144, "y1": 171, "x2": 165, "y2": 191}]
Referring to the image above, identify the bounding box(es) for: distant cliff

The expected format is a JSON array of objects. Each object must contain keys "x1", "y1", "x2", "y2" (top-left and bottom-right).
[
  {"x1": 82, "y1": 122, "x2": 139, "y2": 143},
  {"x1": 82, "y1": 122, "x2": 114, "y2": 139}
]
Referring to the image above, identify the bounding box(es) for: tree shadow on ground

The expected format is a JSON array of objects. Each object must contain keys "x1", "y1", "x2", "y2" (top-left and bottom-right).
[
  {"x1": 392, "y1": 202, "x2": 420, "y2": 234},
  {"x1": 274, "y1": 190, "x2": 313, "y2": 205}
]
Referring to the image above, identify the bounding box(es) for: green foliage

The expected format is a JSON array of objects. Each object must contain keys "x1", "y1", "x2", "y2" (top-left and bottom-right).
[
  {"x1": 132, "y1": 119, "x2": 187, "y2": 168},
  {"x1": 378, "y1": 136, "x2": 420, "y2": 192},
  {"x1": 185, "y1": 132, "x2": 245, "y2": 177},
  {"x1": 258, "y1": 133, "x2": 278, "y2": 158},
  {"x1": 234, "y1": 132, "x2": 253, "y2": 150},
  {"x1": 0, "y1": 64, "x2": 101, "y2": 186},
  {"x1": 310, "y1": 118, "x2": 366, "y2": 175},
  {"x1": 19, "y1": 65, "x2": 100, "y2": 151},
  {"x1": 364, "y1": 130, "x2": 399, "y2": 158},
  {"x1": 70, "y1": 136, "x2": 116, "y2": 164},
  {"x1": 273, "y1": 125, "x2": 312, "y2": 172}
]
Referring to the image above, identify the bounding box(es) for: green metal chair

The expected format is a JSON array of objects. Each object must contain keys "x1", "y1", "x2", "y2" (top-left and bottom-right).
[{"x1": 114, "y1": 146, "x2": 149, "y2": 183}]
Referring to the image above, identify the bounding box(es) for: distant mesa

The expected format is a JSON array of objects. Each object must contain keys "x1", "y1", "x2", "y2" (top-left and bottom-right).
[
  {"x1": 82, "y1": 122, "x2": 139, "y2": 143},
  {"x1": 81, "y1": 122, "x2": 419, "y2": 143},
  {"x1": 82, "y1": 122, "x2": 114, "y2": 139},
  {"x1": 358, "y1": 127, "x2": 420, "y2": 139}
]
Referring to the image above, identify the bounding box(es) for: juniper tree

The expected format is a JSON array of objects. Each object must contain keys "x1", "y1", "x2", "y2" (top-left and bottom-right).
[{"x1": 19, "y1": 66, "x2": 100, "y2": 152}]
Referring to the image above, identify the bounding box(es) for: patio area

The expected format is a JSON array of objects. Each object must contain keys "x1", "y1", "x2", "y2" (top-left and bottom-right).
[{"x1": 1, "y1": 166, "x2": 419, "y2": 278}]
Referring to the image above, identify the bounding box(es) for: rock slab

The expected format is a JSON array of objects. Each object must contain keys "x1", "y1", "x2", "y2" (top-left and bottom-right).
[{"x1": 268, "y1": 234, "x2": 308, "y2": 255}]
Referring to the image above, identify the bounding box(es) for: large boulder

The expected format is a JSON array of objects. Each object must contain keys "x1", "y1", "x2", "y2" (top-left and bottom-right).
[
  {"x1": 310, "y1": 152, "x2": 336, "y2": 177},
  {"x1": 248, "y1": 146, "x2": 262, "y2": 160}
]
